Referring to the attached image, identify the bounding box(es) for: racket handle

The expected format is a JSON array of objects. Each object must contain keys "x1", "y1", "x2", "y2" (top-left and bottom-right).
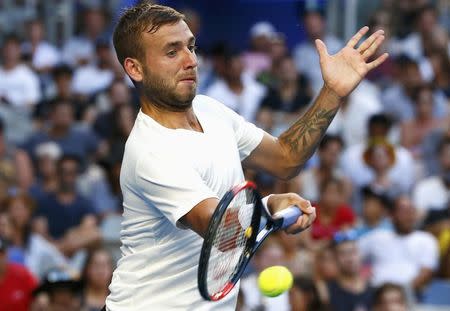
[{"x1": 273, "y1": 206, "x2": 303, "y2": 229}]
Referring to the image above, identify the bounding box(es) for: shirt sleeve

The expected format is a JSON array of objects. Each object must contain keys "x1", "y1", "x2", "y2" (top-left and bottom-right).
[
  {"x1": 135, "y1": 150, "x2": 218, "y2": 228},
  {"x1": 417, "y1": 233, "x2": 439, "y2": 270}
]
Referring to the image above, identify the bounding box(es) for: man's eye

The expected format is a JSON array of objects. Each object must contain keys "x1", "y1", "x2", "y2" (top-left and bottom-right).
[
  {"x1": 189, "y1": 45, "x2": 198, "y2": 52},
  {"x1": 167, "y1": 50, "x2": 177, "y2": 57}
]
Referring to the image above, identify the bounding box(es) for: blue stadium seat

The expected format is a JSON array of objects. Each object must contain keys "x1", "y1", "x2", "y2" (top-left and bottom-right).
[{"x1": 422, "y1": 279, "x2": 450, "y2": 306}]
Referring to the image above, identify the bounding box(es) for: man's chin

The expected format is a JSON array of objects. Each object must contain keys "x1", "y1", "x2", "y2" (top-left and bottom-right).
[{"x1": 177, "y1": 90, "x2": 197, "y2": 103}]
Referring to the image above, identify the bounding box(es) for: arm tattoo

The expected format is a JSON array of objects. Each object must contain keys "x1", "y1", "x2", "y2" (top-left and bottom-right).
[{"x1": 279, "y1": 104, "x2": 339, "y2": 164}]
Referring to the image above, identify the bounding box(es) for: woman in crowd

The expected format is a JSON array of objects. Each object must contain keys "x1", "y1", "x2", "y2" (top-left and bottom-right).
[
  {"x1": 3, "y1": 190, "x2": 69, "y2": 279},
  {"x1": 81, "y1": 247, "x2": 113, "y2": 311}
]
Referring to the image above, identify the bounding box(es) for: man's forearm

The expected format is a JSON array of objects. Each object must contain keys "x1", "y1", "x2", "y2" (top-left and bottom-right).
[{"x1": 278, "y1": 85, "x2": 341, "y2": 171}]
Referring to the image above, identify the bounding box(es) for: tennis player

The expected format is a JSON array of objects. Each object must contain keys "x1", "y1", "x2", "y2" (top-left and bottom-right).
[{"x1": 105, "y1": 3, "x2": 388, "y2": 310}]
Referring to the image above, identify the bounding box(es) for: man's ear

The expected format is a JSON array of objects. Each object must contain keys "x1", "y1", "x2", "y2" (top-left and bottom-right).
[{"x1": 124, "y1": 57, "x2": 144, "y2": 82}]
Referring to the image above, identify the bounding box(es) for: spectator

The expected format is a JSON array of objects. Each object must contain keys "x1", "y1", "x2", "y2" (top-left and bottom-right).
[
  {"x1": 197, "y1": 42, "x2": 229, "y2": 93},
  {"x1": 365, "y1": 10, "x2": 396, "y2": 90},
  {"x1": 354, "y1": 185, "x2": 392, "y2": 238},
  {"x1": 400, "y1": 84, "x2": 449, "y2": 158},
  {"x1": 422, "y1": 208, "x2": 450, "y2": 279},
  {"x1": 34, "y1": 65, "x2": 76, "y2": 127},
  {"x1": 362, "y1": 138, "x2": 401, "y2": 195},
  {"x1": 325, "y1": 230, "x2": 374, "y2": 311},
  {"x1": 0, "y1": 117, "x2": 34, "y2": 201},
  {"x1": 62, "y1": 6, "x2": 109, "y2": 67},
  {"x1": 93, "y1": 79, "x2": 134, "y2": 139},
  {"x1": 22, "y1": 19, "x2": 61, "y2": 73},
  {"x1": 276, "y1": 232, "x2": 314, "y2": 278},
  {"x1": 421, "y1": 122, "x2": 450, "y2": 176},
  {"x1": 205, "y1": 50, "x2": 266, "y2": 122},
  {"x1": 0, "y1": 33, "x2": 41, "y2": 144},
  {"x1": 33, "y1": 155, "x2": 100, "y2": 258},
  {"x1": 257, "y1": 55, "x2": 312, "y2": 135},
  {"x1": 359, "y1": 195, "x2": 439, "y2": 294},
  {"x1": 371, "y1": 283, "x2": 408, "y2": 311},
  {"x1": 81, "y1": 248, "x2": 113, "y2": 311},
  {"x1": 310, "y1": 178, "x2": 356, "y2": 242},
  {"x1": 413, "y1": 136, "x2": 450, "y2": 220},
  {"x1": 240, "y1": 237, "x2": 289, "y2": 311},
  {"x1": 3, "y1": 191, "x2": 69, "y2": 280},
  {"x1": 428, "y1": 48, "x2": 450, "y2": 99},
  {"x1": 242, "y1": 21, "x2": 277, "y2": 77},
  {"x1": 257, "y1": 33, "x2": 290, "y2": 89},
  {"x1": 0, "y1": 33, "x2": 41, "y2": 110},
  {"x1": 289, "y1": 276, "x2": 327, "y2": 311},
  {"x1": 290, "y1": 135, "x2": 351, "y2": 204},
  {"x1": 0, "y1": 236, "x2": 38, "y2": 311},
  {"x1": 381, "y1": 54, "x2": 447, "y2": 122},
  {"x1": 23, "y1": 99, "x2": 101, "y2": 165},
  {"x1": 71, "y1": 39, "x2": 115, "y2": 98},
  {"x1": 32, "y1": 268, "x2": 85, "y2": 311},
  {"x1": 341, "y1": 113, "x2": 415, "y2": 197},
  {"x1": 313, "y1": 245, "x2": 338, "y2": 304},
  {"x1": 29, "y1": 142, "x2": 62, "y2": 200},
  {"x1": 293, "y1": 1, "x2": 343, "y2": 95},
  {"x1": 327, "y1": 79, "x2": 382, "y2": 147},
  {"x1": 392, "y1": 4, "x2": 443, "y2": 62}
]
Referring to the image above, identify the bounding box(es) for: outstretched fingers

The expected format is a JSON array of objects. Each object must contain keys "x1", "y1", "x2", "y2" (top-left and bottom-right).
[
  {"x1": 367, "y1": 52, "x2": 389, "y2": 70},
  {"x1": 361, "y1": 34, "x2": 385, "y2": 60},
  {"x1": 357, "y1": 29, "x2": 384, "y2": 55},
  {"x1": 346, "y1": 26, "x2": 369, "y2": 48}
]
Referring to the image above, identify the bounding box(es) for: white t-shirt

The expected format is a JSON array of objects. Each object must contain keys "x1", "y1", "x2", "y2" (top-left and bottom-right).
[
  {"x1": 72, "y1": 64, "x2": 114, "y2": 96},
  {"x1": 413, "y1": 176, "x2": 449, "y2": 211},
  {"x1": 0, "y1": 64, "x2": 41, "y2": 107},
  {"x1": 340, "y1": 143, "x2": 415, "y2": 192},
  {"x1": 105, "y1": 95, "x2": 264, "y2": 311},
  {"x1": 358, "y1": 229, "x2": 439, "y2": 287},
  {"x1": 327, "y1": 80, "x2": 382, "y2": 147}
]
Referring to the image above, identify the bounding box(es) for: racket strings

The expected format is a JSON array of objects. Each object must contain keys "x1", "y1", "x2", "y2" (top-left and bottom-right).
[{"x1": 207, "y1": 190, "x2": 254, "y2": 295}]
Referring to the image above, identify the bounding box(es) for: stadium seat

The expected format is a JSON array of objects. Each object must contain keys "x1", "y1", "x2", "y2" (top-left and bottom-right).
[{"x1": 421, "y1": 279, "x2": 450, "y2": 306}]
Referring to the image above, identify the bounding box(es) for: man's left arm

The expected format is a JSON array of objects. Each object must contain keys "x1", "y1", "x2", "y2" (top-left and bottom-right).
[{"x1": 243, "y1": 27, "x2": 388, "y2": 179}]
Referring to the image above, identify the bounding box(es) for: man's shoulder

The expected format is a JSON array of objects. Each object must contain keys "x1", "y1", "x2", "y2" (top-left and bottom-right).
[
  {"x1": 193, "y1": 94, "x2": 225, "y2": 112},
  {"x1": 409, "y1": 230, "x2": 437, "y2": 244}
]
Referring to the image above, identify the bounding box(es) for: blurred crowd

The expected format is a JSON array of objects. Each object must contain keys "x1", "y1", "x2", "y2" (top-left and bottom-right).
[{"x1": 0, "y1": 0, "x2": 449, "y2": 310}]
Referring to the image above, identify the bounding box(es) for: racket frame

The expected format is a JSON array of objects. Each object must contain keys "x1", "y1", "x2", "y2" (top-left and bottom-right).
[{"x1": 198, "y1": 181, "x2": 278, "y2": 301}]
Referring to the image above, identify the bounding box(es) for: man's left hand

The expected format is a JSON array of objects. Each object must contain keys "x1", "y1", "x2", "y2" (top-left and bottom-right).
[{"x1": 316, "y1": 26, "x2": 388, "y2": 98}]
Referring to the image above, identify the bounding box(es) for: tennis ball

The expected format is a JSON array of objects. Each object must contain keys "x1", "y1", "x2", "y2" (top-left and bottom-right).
[{"x1": 257, "y1": 266, "x2": 293, "y2": 297}]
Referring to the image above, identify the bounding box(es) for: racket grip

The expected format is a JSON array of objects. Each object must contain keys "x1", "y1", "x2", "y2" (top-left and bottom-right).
[{"x1": 274, "y1": 206, "x2": 303, "y2": 229}]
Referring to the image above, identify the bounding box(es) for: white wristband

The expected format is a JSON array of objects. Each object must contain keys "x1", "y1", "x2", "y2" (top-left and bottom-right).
[{"x1": 261, "y1": 194, "x2": 273, "y2": 216}]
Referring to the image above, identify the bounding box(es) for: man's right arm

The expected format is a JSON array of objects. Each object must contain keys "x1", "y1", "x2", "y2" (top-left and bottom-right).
[{"x1": 179, "y1": 193, "x2": 315, "y2": 238}]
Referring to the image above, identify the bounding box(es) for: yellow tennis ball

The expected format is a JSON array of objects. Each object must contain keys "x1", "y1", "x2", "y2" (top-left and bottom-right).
[{"x1": 257, "y1": 266, "x2": 293, "y2": 297}]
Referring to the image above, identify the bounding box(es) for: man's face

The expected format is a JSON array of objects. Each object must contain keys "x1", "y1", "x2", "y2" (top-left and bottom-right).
[
  {"x1": 335, "y1": 241, "x2": 361, "y2": 276},
  {"x1": 304, "y1": 13, "x2": 325, "y2": 40},
  {"x1": 139, "y1": 20, "x2": 198, "y2": 111},
  {"x1": 2, "y1": 40, "x2": 21, "y2": 65},
  {"x1": 376, "y1": 289, "x2": 407, "y2": 311},
  {"x1": 392, "y1": 197, "x2": 416, "y2": 234},
  {"x1": 319, "y1": 141, "x2": 342, "y2": 168},
  {"x1": 50, "y1": 289, "x2": 81, "y2": 311},
  {"x1": 59, "y1": 159, "x2": 79, "y2": 190}
]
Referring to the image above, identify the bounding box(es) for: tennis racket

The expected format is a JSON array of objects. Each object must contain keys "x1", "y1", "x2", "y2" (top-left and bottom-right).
[{"x1": 197, "y1": 181, "x2": 302, "y2": 301}]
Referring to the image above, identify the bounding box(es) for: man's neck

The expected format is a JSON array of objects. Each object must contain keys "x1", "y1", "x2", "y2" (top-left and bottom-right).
[
  {"x1": 141, "y1": 99, "x2": 202, "y2": 132},
  {"x1": 337, "y1": 274, "x2": 366, "y2": 293},
  {"x1": 2, "y1": 61, "x2": 19, "y2": 71},
  {"x1": 49, "y1": 126, "x2": 70, "y2": 138}
]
